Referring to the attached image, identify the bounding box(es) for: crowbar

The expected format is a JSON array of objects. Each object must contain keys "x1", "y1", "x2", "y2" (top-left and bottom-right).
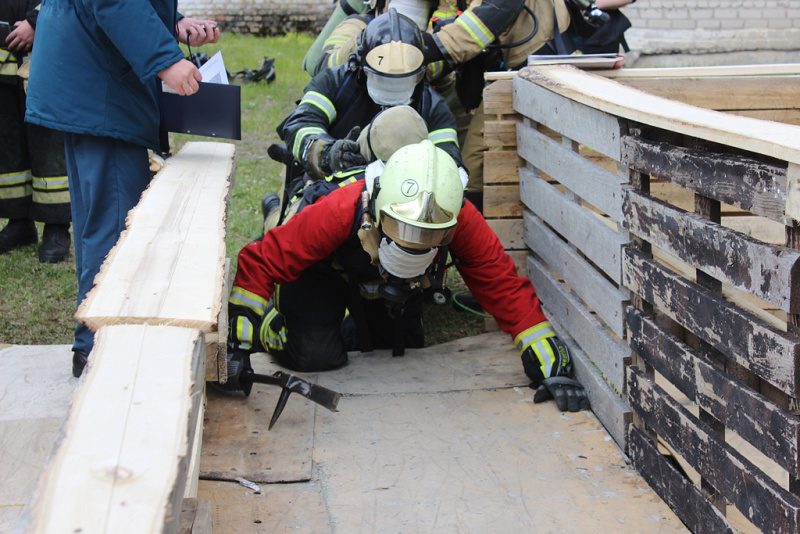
[{"x1": 240, "y1": 369, "x2": 341, "y2": 430}]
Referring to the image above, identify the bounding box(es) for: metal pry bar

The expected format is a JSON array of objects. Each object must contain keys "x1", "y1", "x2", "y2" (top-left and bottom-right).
[{"x1": 240, "y1": 370, "x2": 341, "y2": 430}]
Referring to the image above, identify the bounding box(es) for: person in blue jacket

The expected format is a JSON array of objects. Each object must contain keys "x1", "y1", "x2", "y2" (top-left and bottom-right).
[{"x1": 24, "y1": 0, "x2": 220, "y2": 378}]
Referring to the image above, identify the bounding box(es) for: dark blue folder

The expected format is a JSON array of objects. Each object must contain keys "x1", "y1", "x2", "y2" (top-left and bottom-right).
[{"x1": 158, "y1": 81, "x2": 241, "y2": 140}]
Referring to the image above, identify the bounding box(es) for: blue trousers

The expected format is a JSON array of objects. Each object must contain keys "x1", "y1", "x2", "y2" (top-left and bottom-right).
[{"x1": 64, "y1": 133, "x2": 151, "y2": 353}]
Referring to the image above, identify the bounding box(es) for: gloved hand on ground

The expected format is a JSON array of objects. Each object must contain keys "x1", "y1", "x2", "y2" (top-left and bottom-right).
[
  {"x1": 210, "y1": 349, "x2": 254, "y2": 396},
  {"x1": 518, "y1": 325, "x2": 590, "y2": 412}
]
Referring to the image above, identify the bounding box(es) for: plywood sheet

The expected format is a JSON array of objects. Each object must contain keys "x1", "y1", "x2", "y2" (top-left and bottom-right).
[
  {"x1": 313, "y1": 389, "x2": 687, "y2": 533},
  {"x1": 197, "y1": 480, "x2": 330, "y2": 534},
  {"x1": 311, "y1": 331, "x2": 525, "y2": 395},
  {"x1": 200, "y1": 357, "x2": 315, "y2": 484}
]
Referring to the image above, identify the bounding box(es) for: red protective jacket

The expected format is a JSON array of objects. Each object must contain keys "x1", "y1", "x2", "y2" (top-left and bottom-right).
[{"x1": 233, "y1": 179, "x2": 548, "y2": 343}]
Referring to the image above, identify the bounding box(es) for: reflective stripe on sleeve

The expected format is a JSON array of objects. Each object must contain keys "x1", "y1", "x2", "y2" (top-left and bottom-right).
[
  {"x1": 299, "y1": 91, "x2": 337, "y2": 124},
  {"x1": 293, "y1": 126, "x2": 327, "y2": 160},
  {"x1": 514, "y1": 321, "x2": 555, "y2": 352},
  {"x1": 457, "y1": 11, "x2": 494, "y2": 49},
  {"x1": 428, "y1": 128, "x2": 459, "y2": 147},
  {"x1": 230, "y1": 286, "x2": 269, "y2": 315}
]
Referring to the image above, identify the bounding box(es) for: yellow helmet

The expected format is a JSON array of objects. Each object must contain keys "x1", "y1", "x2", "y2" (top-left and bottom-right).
[{"x1": 373, "y1": 140, "x2": 463, "y2": 249}]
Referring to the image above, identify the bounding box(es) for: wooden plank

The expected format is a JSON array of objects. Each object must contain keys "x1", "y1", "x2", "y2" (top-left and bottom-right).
[
  {"x1": 205, "y1": 258, "x2": 230, "y2": 383},
  {"x1": 623, "y1": 246, "x2": 800, "y2": 396},
  {"x1": 728, "y1": 109, "x2": 800, "y2": 126},
  {"x1": 628, "y1": 427, "x2": 738, "y2": 534},
  {"x1": 613, "y1": 75, "x2": 800, "y2": 112},
  {"x1": 19, "y1": 325, "x2": 206, "y2": 533},
  {"x1": 518, "y1": 65, "x2": 800, "y2": 167},
  {"x1": 524, "y1": 211, "x2": 626, "y2": 338},
  {"x1": 517, "y1": 121, "x2": 625, "y2": 221},
  {"x1": 483, "y1": 150, "x2": 522, "y2": 184},
  {"x1": 520, "y1": 166, "x2": 628, "y2": 283},
  {"x1": 526, "y1": 253, "x2": 629, "y2": 395},
  {"x1": 623, "y1": 188, "x2": 800, "y2": 314},
  {"x1": 483, "y1": 78, "x2": 515, "y2": 116},
  {"x1": 484, "y1": 119, "x2": 521, "y2": 148},
  {"x1": 513, "y1": 75, "x2": 625, "y2": 161},
  {"x1": 483, "y1": 184, "x2": 522, "y2": 218},
  {"x1": 486, "y1": 218, "x2": 524, "y2": 250},
  {"x1": 200, "y1": 357, "x2": 314, "y2": 484},
  {"x1": 628, "y1": 307, "x2": 800, "y2": 478},
  {"x1": 621, "y1": 136, "x2": 788, "y2": 223},
  {"x1": 597, "y1": 64, "x2": 800, "y2": 79},
  {"x1": 627, "y1": 367, "x2": 800, "y2": 534},
  {"x1": 77, "y1": 142, "x2": 234, "y2": 333}
]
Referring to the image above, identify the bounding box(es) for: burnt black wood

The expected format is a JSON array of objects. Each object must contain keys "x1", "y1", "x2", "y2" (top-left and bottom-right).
[
  {"x1": 628, "y1": 427, "x2": 737, "y2": 534},
  {"x1": 623, "y1": 246, "x2": 800, "y2": 396},
  {"x1": 628, "y1": 307, "x2": 800, "y2": 477},
  {"x1": 628, "y1": 367, "x2": 800, "y2": 534},
  {"x1": 623, "y1": 188, "x2": 800, "y2": 314},
  {"x1": 621, "y1": 136, "x2": 787, "y2": 222}
]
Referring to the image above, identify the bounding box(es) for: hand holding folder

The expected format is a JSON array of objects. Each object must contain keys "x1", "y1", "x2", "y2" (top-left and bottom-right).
[{"x1": 159, "y1": 51, "x2": 242, "y2": 140}]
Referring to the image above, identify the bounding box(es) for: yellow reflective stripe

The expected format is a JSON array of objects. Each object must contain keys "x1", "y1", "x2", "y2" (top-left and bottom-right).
[
  {"x1": 293, "y1": 126, "x2": 327, "y2": 160},
  {"x1": 235, "y1": 316, "x2": 254, "y2": 351},
  {"x1": 300, "y1": 91, "x2": 337, "y2": 124},
  {"x1": 0, "y1": 183, "x2": 31, "y2": 200},
  {"x1": 432, "y1": 9, "x2": 457, "y2": 18},
  {"x1": 534, "y1": 338, "x2": 556, "y2": 376},
  {"x1": 260, "y1": 306, "x2": 287, "y2": 352},
  {"x1": 324, "y1": 34, "x2": 350, "y2": 47},
  {"x1": 428, "y1": 128, "x2": 458, "y2": 147},
  {"x1": 230, "y1": 286, "x2": 269, "y2": 314},
  {"x1": 457, "y1": 11, "x2": 494, "y2": 48},
  {"x1": 32, "y1": 175, "x2": 69, "y2": 191},
  {"x1": 514, "y1": 321, "x2": 554, "y2": 352},
  {"x1": 0, "y1": 170, "x2": 32, "y2": 186},
  {"x1": 32, "y1": 189, "x2": 71, "y2": 204},
  {"x1": 428, "y1": 60, "x2": 445, "y2": 79}
]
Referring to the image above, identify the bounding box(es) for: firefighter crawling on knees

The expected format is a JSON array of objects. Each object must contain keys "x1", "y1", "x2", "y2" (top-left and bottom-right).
[{"x1": 218, "y1": 137, "x2": 589, "y2": 413}]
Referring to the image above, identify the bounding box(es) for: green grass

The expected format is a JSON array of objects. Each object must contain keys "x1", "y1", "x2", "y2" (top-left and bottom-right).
[{"x1": 0, "y1": 32, "x2": 484, "y2": 347}]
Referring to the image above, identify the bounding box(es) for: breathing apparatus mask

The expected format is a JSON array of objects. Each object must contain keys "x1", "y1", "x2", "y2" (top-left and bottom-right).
[
  {"x1": 357, "y1": 9, "x2": 426, "y2": 107},
  {"x1": 365, "y1": 140, "x2": 464, "y2": 312}
]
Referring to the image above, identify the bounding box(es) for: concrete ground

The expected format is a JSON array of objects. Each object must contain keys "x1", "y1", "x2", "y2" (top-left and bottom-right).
[{"x1": 1, "y1": 334, "x2": 689, "y2": 533}]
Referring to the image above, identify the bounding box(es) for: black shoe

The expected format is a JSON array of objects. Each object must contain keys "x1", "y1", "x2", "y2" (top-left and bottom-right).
[
  {"x1": 261, "y1": 192, "x2": 281, "y2": 220},
  {"x1": 38, "y1": 223, "x2": 71, "y2": 263},
  {"x1": 0, "y1": 218, "x2": 37, "y2": 253},
  {"x1": 453, "y1": 292, "x2": 486, "y2": 315},
  {"x1": 72, "y1": 349, "x2": 89, "y2": 377}
]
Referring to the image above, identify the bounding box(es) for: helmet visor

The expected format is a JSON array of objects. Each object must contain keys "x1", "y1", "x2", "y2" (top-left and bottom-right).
[
  {"x1": 379, "y1": 210, "x2": 456, "y2": 249},
  {"x1": 365, "y1": 67, "x2": 425, "y2": 106}
]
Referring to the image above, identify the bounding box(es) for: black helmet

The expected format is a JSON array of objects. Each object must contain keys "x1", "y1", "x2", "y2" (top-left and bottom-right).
[{"x1": 358, "y1": 9, "x2": 426, "y2": 106}]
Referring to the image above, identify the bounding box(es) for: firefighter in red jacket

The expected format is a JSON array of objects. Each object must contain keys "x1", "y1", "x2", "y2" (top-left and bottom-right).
[{"x1": 223, "y1": 139, "x2": 588, "y2": 412}]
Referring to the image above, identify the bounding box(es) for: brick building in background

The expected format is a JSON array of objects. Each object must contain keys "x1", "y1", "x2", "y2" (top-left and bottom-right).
[{"x1": 178, "y1": 0, "x2": 800, "y2": 66}]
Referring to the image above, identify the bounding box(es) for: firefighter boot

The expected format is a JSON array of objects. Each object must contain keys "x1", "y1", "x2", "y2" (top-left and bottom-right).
[
  {"x1": 72, "y1": 349, "x2": 89, "y2": 378},
  {"x1": 261, "y1": 193, "x2": 281, "y2": 234},
  {"x1": 38, "y1": 223, "x2": 71, "y2": 263},
  {"x1": 0, "y1": 218, "x2": 38, "y2": 253}
]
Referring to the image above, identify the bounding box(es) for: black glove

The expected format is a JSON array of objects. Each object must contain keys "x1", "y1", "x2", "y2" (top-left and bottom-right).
[
  {"x1": 533, "y1": 376, "x2": 590, "y2": 412},
  {"x1": 324, "y1": 126, "x2": 365, "y2": 174},
  {"x1": 211, "y1": 349, "x2": 254, "y2": 396},
  {"x1": 520, "y1": 334, "x2": 589, "y2": 412},
  {"x1": 422, "y1": 32, "x2": 445, "y2": 64}
]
